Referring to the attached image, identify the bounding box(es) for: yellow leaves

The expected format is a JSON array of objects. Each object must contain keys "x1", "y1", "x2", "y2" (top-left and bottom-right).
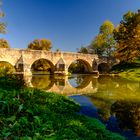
[
  {"x1": 0, "y1": 39, "x2": 10, "y2": 48},
  {"x1": 100, "y1": 20, "x2": 114, "y2": 35},
  {"x1": 0, "y1": 0, "x2": 6, "y2": 34},
  {"x1": 114, "y1": 10, "x2": 140, "y2": 62},
  {"x1": 0, "y1": 23, "x2": 6, "y2": 34},
  {"x1": 28, "y1": 39, "x2": 52, "y2": 51},
  {"x1": 94, "y1": 34, "x2": 105, "y2": 47}
]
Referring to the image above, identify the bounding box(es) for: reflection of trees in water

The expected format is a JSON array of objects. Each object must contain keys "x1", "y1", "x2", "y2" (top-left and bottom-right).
[
  {"x1": 98, "y1": 76, "x2": 113, "y2": 85},
  {"x1": 88, "y1": 96, "x2": 112, "y2": 121},
  {"x1": 31, "y1": 75, "x2": 54, "y2": 90},
  {"x1": 111, "y1": 100, "x2": 140, "y2": 136},
  {"x1": 87, "y1": 76, "x2": 140, "y2": 134},
  {"x1": 94, "y1": 76, "x2": 140, "y2": 101},
  {"x1": 92, "y1": 78, "x2": 98, "y2": 88}
]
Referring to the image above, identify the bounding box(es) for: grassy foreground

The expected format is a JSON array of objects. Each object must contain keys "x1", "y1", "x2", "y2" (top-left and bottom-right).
[
  {"x1": 0, "y1": 76, "x2": 125, "y2": 140},
  {"x1": 111, "y1": 60, "x2": 140, "y2": 81}
]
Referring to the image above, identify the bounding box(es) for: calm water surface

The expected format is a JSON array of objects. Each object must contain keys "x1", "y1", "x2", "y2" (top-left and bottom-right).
[{"x1": 25, "y1": 74, "x2": 140, "y2": 139}]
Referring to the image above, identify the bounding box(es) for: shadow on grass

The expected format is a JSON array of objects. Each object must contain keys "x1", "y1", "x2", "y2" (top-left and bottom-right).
[{"x1": 111, "y1": 61, "x2": 140, "y2": 72}]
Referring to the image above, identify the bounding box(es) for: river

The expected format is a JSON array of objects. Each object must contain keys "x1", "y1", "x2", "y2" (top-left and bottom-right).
[{"x1": 24, "y1": 74, "x2": 140, "y2": 139}]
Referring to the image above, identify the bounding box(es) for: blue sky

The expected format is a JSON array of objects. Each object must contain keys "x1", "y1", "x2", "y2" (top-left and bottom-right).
[{"x1": 1, "y1": 0, "x2": 140, "y2": 52}]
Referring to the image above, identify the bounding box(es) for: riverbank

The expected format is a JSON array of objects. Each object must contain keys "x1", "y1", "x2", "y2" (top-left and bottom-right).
[
  {"x1": 111, "y1": 60, "x2": 140, "y2": 81},
  {"x1": 0, "y1": 76, "x2": 125, "y2": 139}
]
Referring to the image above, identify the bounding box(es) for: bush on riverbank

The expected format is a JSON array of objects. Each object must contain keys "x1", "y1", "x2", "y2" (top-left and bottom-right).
[
  {"x1": 111, "y1": 60, "x2": 140, "y2": 81},
  {"x1": 0, "y1": 76, "x2": 125, "y2": 139}
]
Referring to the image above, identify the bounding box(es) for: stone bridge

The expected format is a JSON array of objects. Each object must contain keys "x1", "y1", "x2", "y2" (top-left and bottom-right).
[{"x1": 0, "y1": 48, "x2": 118, "y2": 75}]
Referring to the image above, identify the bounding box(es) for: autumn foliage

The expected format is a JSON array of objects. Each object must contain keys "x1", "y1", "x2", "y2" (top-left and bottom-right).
[
  {"x1": 28, "y1": 39, "x2": 52, "y2": 51},
  {"x1": 0, "y1": 39, "x2": 10, "y2": 48},
  {"x1": 114, "y1": 10, "x2": 140, "y2": 62}
]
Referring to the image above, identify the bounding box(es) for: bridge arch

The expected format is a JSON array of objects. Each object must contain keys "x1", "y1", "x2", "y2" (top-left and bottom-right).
[
  {"x1": 98, "y1": 62, "x2": 110, "y2": 74},
  {"x1": 30, "y1": 58, "x2": 55, "y2": 74},
  {"x1": 0, "y1": 61, "x2": 16, "y2": 74},
  {"x1": 68, "y1": 59, "x2": 93, "y2": 74}
]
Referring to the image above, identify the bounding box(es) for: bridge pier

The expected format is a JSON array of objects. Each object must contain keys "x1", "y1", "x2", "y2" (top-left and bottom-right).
[
  {"x1": 54, "y1": 63, "x2": 69, "y2": 75},
  {"x1": 54, "y1": 71, "x2": 69, "y2": 75},
  {"x1": 23, "y1": 63, "x2": 32, "y2": 76},
  {"x1": 90, "y1": 71, "x2": 99, "y2": 75}
]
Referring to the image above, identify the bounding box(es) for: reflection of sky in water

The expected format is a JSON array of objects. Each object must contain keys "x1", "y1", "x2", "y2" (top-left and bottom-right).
[{"x1": 68, "y1": 78, "x2": 78, "y2": 87}]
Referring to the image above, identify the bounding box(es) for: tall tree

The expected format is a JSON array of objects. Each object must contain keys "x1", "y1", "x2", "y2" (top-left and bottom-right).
[
  {"x1": 114, "y1": 10, "x2": 140, "y2": 62},
  {"x1": 28, "y1": 39, "x2": 52, "y2": 51},
  {"x1": 90, "y1": 20, "x2": 116, "y2": 56}
]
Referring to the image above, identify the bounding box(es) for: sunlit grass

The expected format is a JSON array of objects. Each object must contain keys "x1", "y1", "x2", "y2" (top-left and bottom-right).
[{"x1": 111, "y1": 60, "x2": 140, "y2": 81}]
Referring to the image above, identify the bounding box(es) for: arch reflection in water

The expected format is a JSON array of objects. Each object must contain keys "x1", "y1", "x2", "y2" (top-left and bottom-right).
[
  {"x1": 28, "y1": 74, "x2": 98, "y2": 95},
  {"x1": 31, "y1": 75, "x2": 55, "y2": 90},
  {"x1": 68, "y1": 74, "x2": 94, "y2": 89}
]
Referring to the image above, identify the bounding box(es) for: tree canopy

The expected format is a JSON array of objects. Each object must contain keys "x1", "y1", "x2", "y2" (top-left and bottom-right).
[
  {"x1": 77, "y1": 46, "x2": 89, "y2": 54},
  {"x1": 114, "y1": 10, "x2": 140, "y2": 62},
  {"x1": 28, "y1": 39, "x2": 52, "y2": 51},
  {"x1": 90, "y1": 20, "x2": 116, "y2": 56},
  {"x1": 76, "y1": 20, "x2": 116, "y2": 57},
  {"x1": 0, "y1": 39, "x2": 10, "y2": 48}
]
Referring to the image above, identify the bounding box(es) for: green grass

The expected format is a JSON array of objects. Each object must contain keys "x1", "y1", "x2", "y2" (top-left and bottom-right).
[
  {"x1": 111, "y1": 60, "x2": 140, "y2": 81},
  {"x1": 0, "y1": 76, "x2": 125, "y2": 140}
]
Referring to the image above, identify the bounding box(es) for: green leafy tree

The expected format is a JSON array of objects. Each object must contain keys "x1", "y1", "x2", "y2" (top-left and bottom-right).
[
  {"x1": 28, "y1": 39, "x2": 52, "y2": 50},
  {"x1": 91, "y1": 34, "x2": 106, "y2": 55},
  {"x1": 90, "y1": 20, "x2": 116, "y2": 56},
  {"x1": 114, "y1": 10, "x2": 140, "y2": 62},
  {"x1": 77, "y1": 46, "x2": 89, "y2": 54}
]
